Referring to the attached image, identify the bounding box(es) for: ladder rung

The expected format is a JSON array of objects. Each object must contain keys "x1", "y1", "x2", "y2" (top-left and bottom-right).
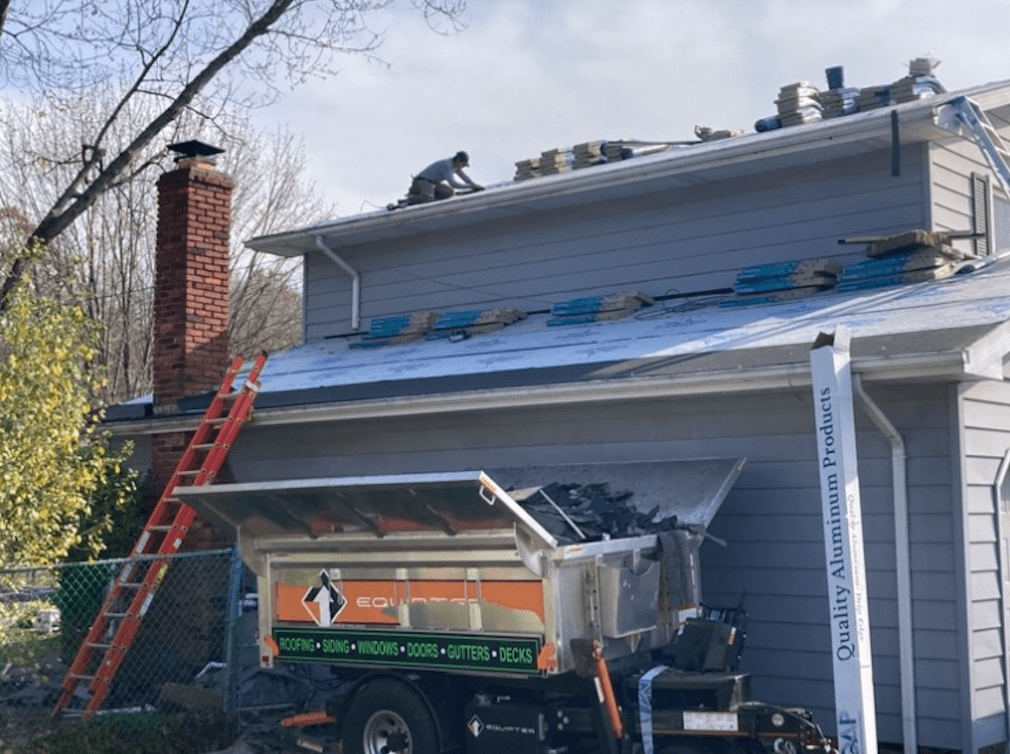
[
  {"x1": 70, "y1": 673, "x2": 95, "y2": 681},
  {"x1": 104, "y1": 612, "x2": 128, "y2": 619},
  {"x1": 147, "y1": 525, "x2": 173, "y2": 532},
  {"x1": 87, "y1": 643, "x2": 112, "y2": 650},
  {"x1": 192, "y1": 443, "x2": 216, "y2": 451}
]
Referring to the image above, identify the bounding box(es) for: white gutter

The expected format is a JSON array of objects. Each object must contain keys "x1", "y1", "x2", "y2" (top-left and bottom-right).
[
  {"x1": 107, "y1": 348, "x2": 984, "y2": 437},
  {"x1": 247, "y1": 81, "x2": 1010, "y2": 256},
  {"x1": 314, "y1": 236, "x2": 361, "y2": 331},
  {"x1": 853, "y1": 375, "x2": 917, "y2": 754}
]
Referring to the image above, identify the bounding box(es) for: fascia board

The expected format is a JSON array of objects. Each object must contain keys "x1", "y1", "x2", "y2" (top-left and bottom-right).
[
  {"x1": 246, "y1": 82, "x2": 1010, "y2": 258},
  {"x1": 106, "y1": 350, "x2": 975, "y2": 437}
]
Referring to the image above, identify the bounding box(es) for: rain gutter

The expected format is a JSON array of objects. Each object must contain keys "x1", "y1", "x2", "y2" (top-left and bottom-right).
[
  {"x1": 246, "y1": 82, "x2": 1010, "y2": 256},
  {"x1": 107, "y1": 349, "x2": 979, "y2": 436},
  {"x1": 314, "y1": 235, "x2": 360, "y2": 331},
  {"x1": 853, "y1": 375, "x2": 917, "y2": 754}
]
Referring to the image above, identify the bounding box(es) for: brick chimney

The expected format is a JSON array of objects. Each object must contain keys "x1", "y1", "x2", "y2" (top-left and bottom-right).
[{"x1": 151, "y1": 142, "x2": 233, "y2": 490}]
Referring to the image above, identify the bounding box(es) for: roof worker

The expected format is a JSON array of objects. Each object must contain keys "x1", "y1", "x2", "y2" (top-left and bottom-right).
[{"x1": 407, "y1": 151, "x2": 484, "y2": 205}]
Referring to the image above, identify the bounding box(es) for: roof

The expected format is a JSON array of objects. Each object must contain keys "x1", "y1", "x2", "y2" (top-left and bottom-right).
[
  {"x1": 245, "y1": 79, "x2": 1010, "y2": 258},
  {"x1": 108, "y1": 255, "x2": 1010, "y2": 433}
]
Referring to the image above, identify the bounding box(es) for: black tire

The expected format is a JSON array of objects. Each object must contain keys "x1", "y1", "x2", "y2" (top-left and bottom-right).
[{"x1": 341, "y1": 677, "x2": 439, "y2": 754}]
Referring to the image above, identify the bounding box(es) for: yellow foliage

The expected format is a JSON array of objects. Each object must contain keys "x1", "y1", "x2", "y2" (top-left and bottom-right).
[{"x1": 0, "y1": 269, "x2": 135, "y2": 565}]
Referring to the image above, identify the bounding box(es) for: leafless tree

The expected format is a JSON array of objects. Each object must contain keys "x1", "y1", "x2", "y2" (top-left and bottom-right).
[
  {"x1": 0, "y1": 0, "x2": 466, "y2": 310},
  {"x1": 0, "y1": 89, "x2": 334, "y2": 403}
]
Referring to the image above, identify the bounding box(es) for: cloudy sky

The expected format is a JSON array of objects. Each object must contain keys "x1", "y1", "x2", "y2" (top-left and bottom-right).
[{"x1": 253, "y1": 0, "x2": 1010, "y2": 218}]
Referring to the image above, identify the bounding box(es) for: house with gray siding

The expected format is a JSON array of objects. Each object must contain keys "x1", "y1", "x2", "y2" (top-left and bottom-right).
[{"x1": 111, "y1": 70, "x2": 1010, "y2": 754}]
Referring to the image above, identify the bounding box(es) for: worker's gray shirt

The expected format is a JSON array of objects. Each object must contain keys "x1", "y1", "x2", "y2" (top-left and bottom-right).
[{"x1": 417, "y1": 157, "x2": 469, "y2": 189}]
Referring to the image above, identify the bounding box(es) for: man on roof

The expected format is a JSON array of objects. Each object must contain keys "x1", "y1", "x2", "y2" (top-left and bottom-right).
[{"x1": 407, "y1": 151, "x2": 484, "y2": 205}]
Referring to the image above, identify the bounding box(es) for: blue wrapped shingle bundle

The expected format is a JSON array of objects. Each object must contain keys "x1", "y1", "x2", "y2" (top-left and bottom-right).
[
  {"x1": 350, "y1": 311, "x2": 441, "y2": 349},
  {"x1": 547, "y1": 291, "x2": 654, "y2": 326},
  {"x1": 425, "y1": 308, "x2": 526, "y2": 341},
  {"x1": 836, "y1": 229, "x2": 974, "y2": 292},
  {"x1": 723, "y1": 257, "x2": 842, "y2": 306}
]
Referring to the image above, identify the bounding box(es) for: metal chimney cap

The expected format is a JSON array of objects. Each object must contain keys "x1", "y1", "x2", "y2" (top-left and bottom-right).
[{"x1": 167, "y1": 140, "x2": 224, "y2": 163}]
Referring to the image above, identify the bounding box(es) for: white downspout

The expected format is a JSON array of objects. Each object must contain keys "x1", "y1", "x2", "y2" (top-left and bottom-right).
[
  {"x1": 853, "y1": 375, "x2": 918, "y2": 754},
  {"x1": 314, "y1": 236, "x2": 361, "y2": 331}
]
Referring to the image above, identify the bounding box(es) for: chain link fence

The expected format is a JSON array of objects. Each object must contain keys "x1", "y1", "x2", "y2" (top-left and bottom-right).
[{"x1": 0, "y1": 548, "x2": 254, "y2": 719}]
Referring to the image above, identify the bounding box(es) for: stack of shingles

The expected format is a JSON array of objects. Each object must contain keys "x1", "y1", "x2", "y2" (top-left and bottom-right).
[
  {"x1": 514, "y1": 158, "x2": 542, "y2": 182},
  {"x1": 856, "y1": 83, "x2": 894, "y2": 111},
  {"x1": 573, "y1": 140, "x2": 606, "y2": 169},
  {"x1": 723, "y1": 258, "x2": 843, "y2": 307},
  {"x1": 547, "y1": 291, "x2": 654, "y2": 326},
  {"x1": 892, "y1": 56, "x2": 946, "y2": 103},
  {"x1": 776, "y1": 82, "x2": 822, "y2": 126},
  {"x1": 425, "y1": 308, "x2": 527, "y2": 341},
  {"x1": 539, "y1": 147, "x2": 574, "y2": 176},
  {"x1": 820, "y1": 65, "x2": 859, "y2": 120},
  {"x1": 350, "y1": 312, "x2": 440, "y2": 349},
  {"x1": 836, "y1": 230, "x2": 976, "y2": 292}
]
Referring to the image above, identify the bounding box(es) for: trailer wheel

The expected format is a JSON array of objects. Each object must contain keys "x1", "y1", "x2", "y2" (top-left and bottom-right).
[{"x1": 341, "y1": 678, "x2": 438, "y2": 754}]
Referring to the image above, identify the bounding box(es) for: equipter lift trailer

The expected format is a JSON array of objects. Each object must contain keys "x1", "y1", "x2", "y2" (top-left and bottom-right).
[{"x1": 177, "y1": 460, "x2": 836, "y2": 754}]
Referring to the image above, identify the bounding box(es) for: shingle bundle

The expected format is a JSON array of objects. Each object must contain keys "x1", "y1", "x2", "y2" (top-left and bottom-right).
[
  {"x1": 538, "y1": 147, "x2": 574, "y2": 176},
  {"x1": 775, "y1": 82, "x2": 822, "y2": 126},
  {"x1": 836, "y1": 230, "x2": 977, "y2": 292},
  {"x1": 513, "y1": 158, "x2": 542, "y2": 182},
  {"x1": 573, "y1": 140, "x2": 607, "y2": 169},
  {"x1": 350, "y1": 311, "x2": 440, "y2": 348},
  {"x1": 723, "y1": 257, "x2": 842, "y2": 307},
  {"x1": 425, "y1": 308, "x2": 526, "y2": 340},
  {"x1": 547, "y1": 291, "x2": 654, "y2": 326}
]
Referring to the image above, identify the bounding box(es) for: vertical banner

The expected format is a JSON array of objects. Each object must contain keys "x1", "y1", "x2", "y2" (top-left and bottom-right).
[{"x1": 809, "y1": 328, "x2": 877, "y2": 754}]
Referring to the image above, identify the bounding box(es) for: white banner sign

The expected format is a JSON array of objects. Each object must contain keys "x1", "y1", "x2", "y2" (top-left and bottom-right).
[{"x1": 809, "y1": 328, "x2": 877, "y2": 754}]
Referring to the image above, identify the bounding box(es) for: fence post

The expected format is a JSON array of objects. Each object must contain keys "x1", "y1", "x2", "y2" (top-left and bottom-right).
[{"x1": 223, "y1": 545, "x2": 244, "y2": 714}]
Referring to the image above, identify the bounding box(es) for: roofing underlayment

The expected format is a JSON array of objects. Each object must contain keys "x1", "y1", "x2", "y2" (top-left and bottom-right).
[{"x1": 109, "y1": 256, "x2": 1010, "y2": 427}]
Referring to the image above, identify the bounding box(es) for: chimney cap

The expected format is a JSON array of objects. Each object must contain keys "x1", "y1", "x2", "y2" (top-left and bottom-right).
[{"x1": 167, "y1": 140, "x2": 224, "y2": 163}]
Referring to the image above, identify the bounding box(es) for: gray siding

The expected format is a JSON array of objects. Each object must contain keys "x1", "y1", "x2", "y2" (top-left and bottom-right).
[
  {"x1": 929, "y1": 113, "x2": 1010, "y2": 257},
  {"x1": 304, "y1": 146, "x2": 928, "y2": 340},
  {"x1": 959, "y1": 380, "x2": 1010, "y2": 751},
  {"x1": 228, "y1": 381, "x2": 960, "y2": 748}
]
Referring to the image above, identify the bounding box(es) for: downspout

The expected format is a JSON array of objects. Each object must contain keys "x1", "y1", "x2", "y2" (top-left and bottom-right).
[
  {"x1": 314, "y1": 236, "x2": 361, "y2": 331},
  {"x1": 992, "y1": 450, "x2": 1010, "y2": 748},
  {"x1": 853, "y1": 375, "x2": 918, "y2": 754}
]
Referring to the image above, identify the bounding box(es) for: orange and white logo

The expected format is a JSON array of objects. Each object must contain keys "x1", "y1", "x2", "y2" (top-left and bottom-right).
[{"x1": 301, "y1": 571, "x2": 346, "y2": 626}]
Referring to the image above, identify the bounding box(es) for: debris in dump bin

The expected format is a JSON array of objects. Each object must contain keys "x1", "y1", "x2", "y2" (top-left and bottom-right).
[{"x1": 516, "y1": 483, "x2": 681, "y2": 544}]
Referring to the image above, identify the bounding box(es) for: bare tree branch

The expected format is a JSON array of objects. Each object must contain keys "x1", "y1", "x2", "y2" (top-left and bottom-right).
[{"x1": 0, "y1": 0, "x2": 468, "y2": 311}]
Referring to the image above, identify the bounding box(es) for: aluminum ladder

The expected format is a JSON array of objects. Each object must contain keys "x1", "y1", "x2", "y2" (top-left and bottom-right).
[
  {"x1": 52, "y1": 351, "x2": 268, "y2": 720},
  {"x1": 939, "y1": 95, "x2": 1010, "y2": 199}
]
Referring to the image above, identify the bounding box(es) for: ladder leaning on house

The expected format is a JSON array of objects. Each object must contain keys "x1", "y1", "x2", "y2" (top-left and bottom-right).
[
  {"x1": 942, "y1": 96, "x2": 1010, "y2": 201},
  {"x1": 52, "y1": 351, "x2": 268, "y2": 721}
]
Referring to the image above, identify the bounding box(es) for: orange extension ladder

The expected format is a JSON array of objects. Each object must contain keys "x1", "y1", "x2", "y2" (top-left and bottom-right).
[{"x1": 52, "y1": 351, "x2": 268, "y2": 720}]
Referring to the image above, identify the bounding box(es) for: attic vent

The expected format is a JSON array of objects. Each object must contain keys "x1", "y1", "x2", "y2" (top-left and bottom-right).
[
  {"x1": 547, "y1": 292, "x2": 653, "y2": 326},
  {"x1": 349, "y1": 312, "x2": 439, "y2": 348},
  {"x1": 723, "y1": 258, "x2": 841, "y2": 307},
  {"x1": 426, "y1": 308, "x2": 526, "y2": 341}
]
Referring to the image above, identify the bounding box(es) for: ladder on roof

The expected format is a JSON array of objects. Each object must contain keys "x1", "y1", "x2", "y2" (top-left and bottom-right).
[
  {"x1": 52, "y1": 351, "x2": 268, "y2": 721},
  {"x1": 941, "y1": 96, "x2": 1010, "y2": 200}
]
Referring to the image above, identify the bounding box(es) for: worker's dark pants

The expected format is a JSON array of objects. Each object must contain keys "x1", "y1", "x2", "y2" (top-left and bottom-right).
[{"x1": 408, "y1": 177, "x2": 453, "y2": 204}]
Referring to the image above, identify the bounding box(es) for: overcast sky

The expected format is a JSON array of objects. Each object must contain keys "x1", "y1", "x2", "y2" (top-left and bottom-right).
[{"x1": 252, "y1": 0, "x2": 1010, "y2": 220}]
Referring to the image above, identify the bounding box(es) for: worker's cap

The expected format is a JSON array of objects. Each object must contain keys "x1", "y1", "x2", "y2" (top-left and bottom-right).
[{"x1": 454, "y1": 150, "x2": 470, "y2": 166}]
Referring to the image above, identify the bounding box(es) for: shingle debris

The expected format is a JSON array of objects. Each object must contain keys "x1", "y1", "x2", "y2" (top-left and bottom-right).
[{"x1": 514, "y1": 482, "x2": 682, "y2": 544}]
